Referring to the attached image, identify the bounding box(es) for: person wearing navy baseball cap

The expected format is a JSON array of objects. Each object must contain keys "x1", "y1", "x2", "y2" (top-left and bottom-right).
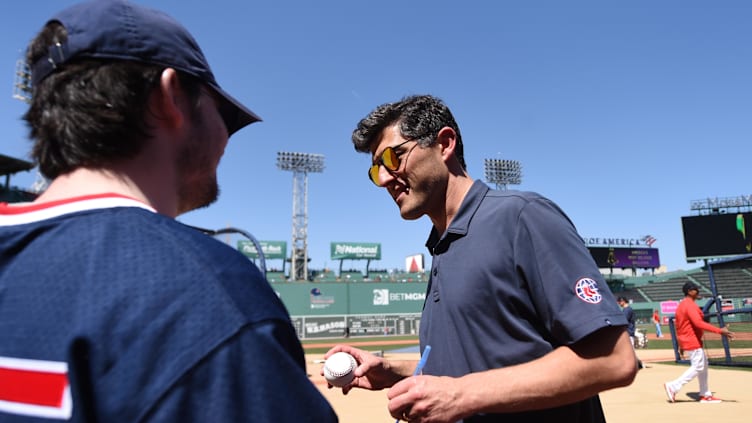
[
  {"x1": 0, "y1": 1, "x2": 337, "y2": 422},
  {"x1": 682, "y1": 281, "x2": 701, "y2": 296},
  {"x1": 29, "y1": 0, "x2": 261, "y2": 137}
]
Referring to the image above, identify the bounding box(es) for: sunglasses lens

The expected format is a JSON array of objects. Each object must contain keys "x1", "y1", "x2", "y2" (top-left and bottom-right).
[
  {"x1": 369, "y1": 144, "x2": 408, "y2": 186},
  {"x1": 381, "y1": 147, "x2": 400, "y2": 170},
  {"x1": 368, "y1": 165, "x2": 381, "y2": 185}
]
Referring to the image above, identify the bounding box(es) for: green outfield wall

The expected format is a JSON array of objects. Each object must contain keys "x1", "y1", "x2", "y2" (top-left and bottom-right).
[{"x1": 271, "y1": 282, "x2": 428, "y2": 339}]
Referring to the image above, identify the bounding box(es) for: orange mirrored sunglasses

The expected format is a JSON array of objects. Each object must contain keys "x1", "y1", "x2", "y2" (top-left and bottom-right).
[{"x1": 368, "y1": 140, "x2": 413, "y2": 186}]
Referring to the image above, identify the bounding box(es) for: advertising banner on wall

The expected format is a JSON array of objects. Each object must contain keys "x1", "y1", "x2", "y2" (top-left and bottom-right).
[
  {"x1": 405, "y1": 254, "x2": 424, "y2": 272},
  {"x1": 237, "y1": 240, "x2": 287, "y2": 260},
  {"x1": 660, "y1": 300, "x2": 679, "y2": 315},
  {"x1": 350, "y1": 283, "x2": 426, "y2": 314},
  {"x1": 273, "y1": 284, "x2": 349, "y2": 316},
  {"x1": 330, "y1": 242, "x2": 381, "y2": 260},
  {"x1": 288, "y1": 314, "x2": 422, "y2": 339},
  {"x1": 587, "y1": 247, "x2": 660, "y2": 268},
  {"x1": 277, "y1": 282, "x2": 428, "y2": 339}
]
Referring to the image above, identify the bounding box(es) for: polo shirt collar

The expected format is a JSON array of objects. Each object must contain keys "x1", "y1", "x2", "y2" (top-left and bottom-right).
[{"x1": 425, "y1": 180, "x2": 490, "y2": 253}]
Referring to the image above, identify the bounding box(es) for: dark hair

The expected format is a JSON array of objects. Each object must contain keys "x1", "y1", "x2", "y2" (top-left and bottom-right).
[
  {"x1": 23, "y1": 21, "x2": 203, "y2": 179},
  {"x1": 617, "y1": 296, "x2": 628, "y2": 303},
  {"x1": 351, "y1": 94, "x2": 466, "y2": 170}
]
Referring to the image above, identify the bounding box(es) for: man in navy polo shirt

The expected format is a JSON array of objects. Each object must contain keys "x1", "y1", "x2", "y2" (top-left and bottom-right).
[{"x1": 324, "y1": 95, "x2": 636, "y2": 422}]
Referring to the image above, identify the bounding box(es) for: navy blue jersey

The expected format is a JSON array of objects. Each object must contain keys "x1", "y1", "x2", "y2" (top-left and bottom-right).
[
  {"x1": 622, "y1": 305, "x2": 636, "y2": 336},
  {"x1": 0, "y1": 194, "x2": 336, "y2": 422},
  {"x1": 421, "y1": 181, "x2": 626, "y2": 423}
]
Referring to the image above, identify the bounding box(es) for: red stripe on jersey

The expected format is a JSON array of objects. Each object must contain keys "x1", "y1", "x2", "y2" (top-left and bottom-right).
[
  {"x1": 0, "y1": 366, "x2": 69, "y2": 407},
  {"x1": 0, "y1": 192, "x2": 141, "y2": 214}
]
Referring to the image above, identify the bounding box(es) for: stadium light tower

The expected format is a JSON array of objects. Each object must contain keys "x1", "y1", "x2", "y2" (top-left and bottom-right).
[
  {"x1": 484, "y1": 158, "x2": 522, "y2": 191},
  {"x1": 12, "y1": 58, "x2": 51, "y2": 194},
  {"x1": 13, "y1": 59, "x2": 31, "y2": 104},
  {"x1": 277, "y1": 152, "x2": 325, "y2": 281}
]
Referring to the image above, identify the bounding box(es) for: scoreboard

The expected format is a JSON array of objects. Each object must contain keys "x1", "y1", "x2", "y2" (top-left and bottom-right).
[
  {"x1": 587, "y1": 246, "x2": 660, "y2": 269},
  {"x1": 682, "y1": 212, "x2": 752, "y2": 261}
]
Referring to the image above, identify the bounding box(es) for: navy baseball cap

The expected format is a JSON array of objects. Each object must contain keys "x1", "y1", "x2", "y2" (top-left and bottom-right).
[
  {"x1": 29, "y1": 0, "x2": 260, "y2": 135},
  {"x1": 682, "y1": 281, "x2": 700, "y2": 295}
]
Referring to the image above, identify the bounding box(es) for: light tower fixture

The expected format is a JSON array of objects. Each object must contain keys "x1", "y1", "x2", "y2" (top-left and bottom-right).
[
  {"x1": 277, "y1": 151, "x2": 325, "y2": 281},
  {"x1": 484, "y1": 158, "x2": 522, "y2": 191},
  {"x1": 13, "y1": 59, "x2": 31, "y2": 104}
]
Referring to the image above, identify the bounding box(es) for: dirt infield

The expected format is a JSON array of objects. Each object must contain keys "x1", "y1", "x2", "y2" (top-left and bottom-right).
[
  {"x1": 306, "y1": 349, "x2": 750, "y2": 423},
  {"x1": 645, "y1": 332, "x2": 752, "y2": 341}
]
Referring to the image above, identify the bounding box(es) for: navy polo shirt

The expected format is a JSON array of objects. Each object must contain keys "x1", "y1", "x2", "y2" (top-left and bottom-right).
[{"x1": 420, "y1": 180, "x2": 626, "y2": 423}]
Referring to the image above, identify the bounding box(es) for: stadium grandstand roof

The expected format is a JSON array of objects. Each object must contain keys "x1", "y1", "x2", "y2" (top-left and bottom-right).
[{"x1": 0, "y1": 153, "x2": 33, "y2": 176}]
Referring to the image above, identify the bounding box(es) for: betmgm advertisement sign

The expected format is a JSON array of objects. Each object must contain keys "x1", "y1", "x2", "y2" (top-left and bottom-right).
[
  {"x1": 237, "y1": 240, "x2": 287, "y2": 260},
  {"x1": 330, "y1": 242, "x2": 381, "y2": 260},
  {"x1": 372, "y1": 288, "x2": 425, "y2": 307},
  {"x1": 274, "y1": 283, "x2": 426, "y2": 317}
]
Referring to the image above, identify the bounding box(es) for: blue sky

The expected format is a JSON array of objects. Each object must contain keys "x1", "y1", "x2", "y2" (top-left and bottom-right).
[{"x1": 2, "y1": 0, "x2": 750, "y2": 275}]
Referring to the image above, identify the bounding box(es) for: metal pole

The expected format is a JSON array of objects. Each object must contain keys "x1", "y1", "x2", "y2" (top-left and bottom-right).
[{"x1": 188, "y1": 225, "x2": 267, "y2": 281}]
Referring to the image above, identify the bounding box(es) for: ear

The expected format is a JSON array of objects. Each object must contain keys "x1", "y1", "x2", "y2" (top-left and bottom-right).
[
  {"x1": 151, "y1": 68, "x2": 186, "y2": 129},
  {"x1": 435, "y1": 126, "x2": 457, "y2": 163}
]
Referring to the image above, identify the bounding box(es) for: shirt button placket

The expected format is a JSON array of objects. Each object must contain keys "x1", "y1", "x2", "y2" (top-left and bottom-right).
[{"x1": 431, "y1": 266, "x2": 439, "y2": 301}]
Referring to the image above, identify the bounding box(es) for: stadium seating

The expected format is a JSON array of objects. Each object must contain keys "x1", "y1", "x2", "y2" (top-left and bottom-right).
[
  {"x1": 365, "y1": 270, "x2": 390, "y2": 282},
  {"x1": 619, "y1": 258, "x2": 752, "y2": 303},
  {"x1": 706, "y1": 266, "x2": 752, "y2": 299}
]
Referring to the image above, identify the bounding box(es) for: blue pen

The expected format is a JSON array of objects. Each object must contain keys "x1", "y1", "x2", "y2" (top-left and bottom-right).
[{"x1": 395, "y1": 345, "x2": 432, "y2": 423}]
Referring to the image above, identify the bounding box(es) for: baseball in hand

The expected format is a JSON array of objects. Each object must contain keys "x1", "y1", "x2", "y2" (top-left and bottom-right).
[{"x1": 323, "y1": 352, "x2": 357, "y2": 387}]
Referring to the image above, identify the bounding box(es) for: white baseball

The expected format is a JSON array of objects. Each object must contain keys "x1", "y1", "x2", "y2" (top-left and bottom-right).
[{"x1": 323, "y1": 352, "x2": 357, "y2": 387}]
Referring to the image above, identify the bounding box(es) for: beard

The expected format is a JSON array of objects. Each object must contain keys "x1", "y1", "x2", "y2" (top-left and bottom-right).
[
  {"x1": 177, "y1": 172, "x2": 219, "y2": 215},
  {"x1": 175, "y1": 136, "x2": 220, "y2": 215}
]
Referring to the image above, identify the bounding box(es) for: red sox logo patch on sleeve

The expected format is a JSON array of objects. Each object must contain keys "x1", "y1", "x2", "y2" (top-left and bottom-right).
[
  {"x1": 574, "y1": 277, "x2": 602, "y2": 304},
  {"x1": 0, "y1": 356, "x2": 72, "y2": 419}
]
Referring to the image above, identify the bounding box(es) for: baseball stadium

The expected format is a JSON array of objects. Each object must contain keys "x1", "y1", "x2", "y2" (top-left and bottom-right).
[
  {"x1": 4, "y1": 1, "x2": 752, "y2": 421},
  {"x1": 3, "y1": 152, "x2": 751, "y2": 422}
]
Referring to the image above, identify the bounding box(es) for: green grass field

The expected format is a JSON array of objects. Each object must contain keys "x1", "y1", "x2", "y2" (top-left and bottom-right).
[
  {"x1": 301, "y1": 335, "x2": 419, "y2": 355},
  {"x1": 638, "y1": 322, "x2": 752, "y2": 349},
  {"x1": 302, "y1": 334, "x2": 752, "y2": 372},
  {"x1": 303, "y1": 323, "x2": 752, "y2": 367}
]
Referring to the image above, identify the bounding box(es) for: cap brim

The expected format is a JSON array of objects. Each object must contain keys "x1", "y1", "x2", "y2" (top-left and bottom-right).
[{"x1": 211, "y1": 84, "x2": 262, "y2": 135}]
